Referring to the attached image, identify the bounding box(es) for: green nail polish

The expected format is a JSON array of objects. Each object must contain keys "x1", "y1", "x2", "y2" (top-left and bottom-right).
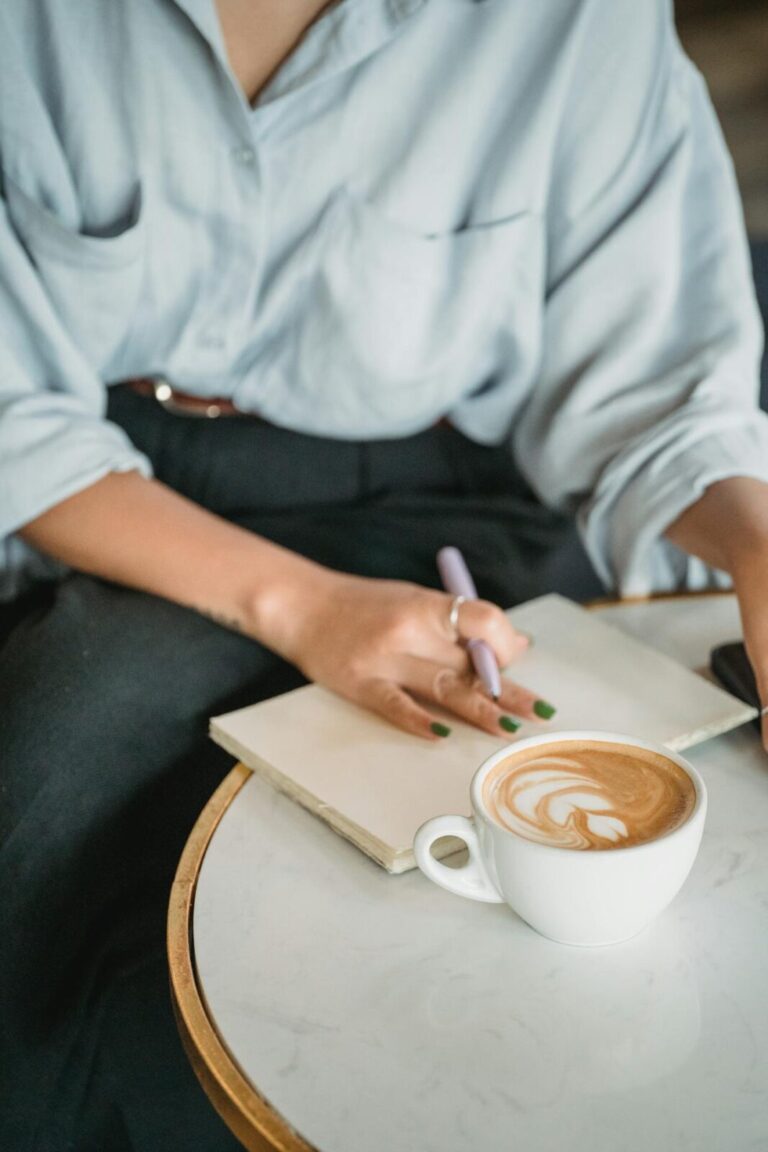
[
  {"x1": 430, "y1": 722, "x2": 452, "y2": 738},
  {"x1": 533, "y1": 700, "x2": 556, "y2": 720},
  {"x1": 499, "y1": 715, "x2": 521, "y2": 733}
]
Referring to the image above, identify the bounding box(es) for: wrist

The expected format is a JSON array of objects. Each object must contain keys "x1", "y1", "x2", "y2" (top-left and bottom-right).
[{"x1": 241, "y1": 544, "x2": 338, "y2": 660}]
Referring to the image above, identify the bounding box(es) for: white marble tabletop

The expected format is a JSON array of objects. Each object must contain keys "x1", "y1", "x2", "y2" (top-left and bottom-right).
[{"x1": 194, "y1": 595, "x2": 768, "y2": 1152}]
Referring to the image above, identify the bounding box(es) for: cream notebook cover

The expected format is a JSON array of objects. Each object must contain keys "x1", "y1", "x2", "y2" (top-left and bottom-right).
[{"x1": 209, "y1": 594, "x2": 755, "y2": 873}]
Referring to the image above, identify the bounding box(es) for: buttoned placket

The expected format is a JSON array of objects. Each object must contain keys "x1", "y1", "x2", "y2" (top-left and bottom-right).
[
  {"x1": 162, "y1": 0, "x2": 431, "y2": 405},
  {"x1": 158, "y1": 3, "x2": 272, "y2": 390}
]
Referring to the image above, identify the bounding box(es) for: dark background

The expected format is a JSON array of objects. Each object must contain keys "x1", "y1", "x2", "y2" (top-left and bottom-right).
[
  {"x1": 676, "y1": 0, "x2": 768, "y2": 396},
  {"x1": 677, "y1": 0, "x2": 768, "y2": 239}
]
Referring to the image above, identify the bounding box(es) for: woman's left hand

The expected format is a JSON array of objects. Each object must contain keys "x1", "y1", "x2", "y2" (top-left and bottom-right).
[
  {"x1": 666, "y1": 476, "x2": 768, "y2": 751},
  {"x1": 731, "y1": 555, "x2": 768, "y2": 750}
]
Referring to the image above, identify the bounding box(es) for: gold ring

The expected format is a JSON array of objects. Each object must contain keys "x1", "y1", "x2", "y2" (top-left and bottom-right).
[{"x1": 448, "y1": 594, "x2": 466, "y2": 642}]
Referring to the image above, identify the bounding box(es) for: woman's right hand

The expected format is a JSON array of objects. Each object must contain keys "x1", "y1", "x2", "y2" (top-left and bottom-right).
[
  {"x1": 19, "y1": 471, "x2": 553, "y2": 741},
  {"x1": 258, "y1": 567, "x2": 554, "y2": 741}
]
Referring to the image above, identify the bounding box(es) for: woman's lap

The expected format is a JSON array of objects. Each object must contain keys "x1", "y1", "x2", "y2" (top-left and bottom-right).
[
  {"x1": 0, "y1": 575, "x2": 298, "y2": 1150},
  {"x1": 0, "y1": 399, "x2": 601, "y2": 1150}
]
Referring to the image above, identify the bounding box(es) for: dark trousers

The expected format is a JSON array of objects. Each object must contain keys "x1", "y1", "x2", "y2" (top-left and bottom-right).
[{"x1": 0, "y1": 389, "x2": 601, "y2": 1151}]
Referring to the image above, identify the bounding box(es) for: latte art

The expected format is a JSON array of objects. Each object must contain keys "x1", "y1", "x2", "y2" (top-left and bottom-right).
[{"x1": 483, "y1": 740, "x2": 696, "y2": 851}]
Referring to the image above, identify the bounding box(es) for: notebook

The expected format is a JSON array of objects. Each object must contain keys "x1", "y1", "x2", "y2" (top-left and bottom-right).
[{"x1": 209, "y1": 594, "x2": 755, "y2": 873}]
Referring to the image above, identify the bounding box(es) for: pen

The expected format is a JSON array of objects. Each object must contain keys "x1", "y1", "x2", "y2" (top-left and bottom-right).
[{"x1": 436, "y1": 546, "x2": 502, "y2": 701}]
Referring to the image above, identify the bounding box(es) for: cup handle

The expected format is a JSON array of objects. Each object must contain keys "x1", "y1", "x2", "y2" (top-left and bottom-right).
[{"x1": 413, "y1": 815, "x2": 503, "y2": 903}]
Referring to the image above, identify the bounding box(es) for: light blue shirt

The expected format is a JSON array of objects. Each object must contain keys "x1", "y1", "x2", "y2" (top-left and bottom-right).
[{"x1": 1, "y1": 0, "x2": 766, "y2": 600}]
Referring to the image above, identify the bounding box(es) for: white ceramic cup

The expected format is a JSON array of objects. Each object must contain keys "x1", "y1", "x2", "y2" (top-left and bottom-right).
[{"x1": 413, "y1": 730, "x2": 707, "y2": 946}]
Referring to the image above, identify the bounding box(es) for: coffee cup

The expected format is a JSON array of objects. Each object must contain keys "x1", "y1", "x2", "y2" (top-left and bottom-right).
[{"x1": 413, "y1": 731, "x2": 707, "y2": 946}]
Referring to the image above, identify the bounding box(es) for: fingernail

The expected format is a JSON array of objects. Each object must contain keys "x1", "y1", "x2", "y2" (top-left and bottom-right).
[
  {"x1": 499, "y1": 715, "x2": 521, "y2": 733},
  {"x1": 533, "y1": 700, "x2": 556, "y2": 720},
  {"x1": 430, "y1": 722, "x2": 452, "y2": 738},
  {"x1": 516, "y1": 631, "x2": 533, "y2": 647}
]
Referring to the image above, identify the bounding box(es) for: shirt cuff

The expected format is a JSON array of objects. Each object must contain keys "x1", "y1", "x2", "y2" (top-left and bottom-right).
[
  {"x1": 580, "y1": 412, "x2": 768, "y2": 597},
  {"x1": 0, "y1": 400, "x2": 153, "y2": 540}
]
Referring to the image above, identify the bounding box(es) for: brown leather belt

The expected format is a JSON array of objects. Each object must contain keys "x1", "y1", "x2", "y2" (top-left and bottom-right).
[
  {"x1": 121, "y1": 377, "x2": 242, "y2": 418},
  {"x1": 119, "y1": 376, "x2": 453, "y2": 430}
]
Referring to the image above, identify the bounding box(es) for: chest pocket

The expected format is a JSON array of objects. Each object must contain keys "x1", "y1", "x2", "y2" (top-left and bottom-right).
[
  {"x1": 4, "y1": 176, "x2": 146, "y2": 370},
  {"x1": 291, "y1": 185, "x2": 544, "y2": 431}
]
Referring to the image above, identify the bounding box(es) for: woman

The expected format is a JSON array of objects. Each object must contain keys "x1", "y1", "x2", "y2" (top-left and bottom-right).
[{"x1": 1, "y1": 1, "x2": 767, "y2": 1148}]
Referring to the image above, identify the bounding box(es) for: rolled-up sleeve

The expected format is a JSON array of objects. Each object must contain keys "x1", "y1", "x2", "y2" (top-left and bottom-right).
[
  {"x1": 513, "y1": 0, "x2": 768, "y2": 596},
  {"x1": 0, "y1": 195, "x2": 152, "y2": 544}
]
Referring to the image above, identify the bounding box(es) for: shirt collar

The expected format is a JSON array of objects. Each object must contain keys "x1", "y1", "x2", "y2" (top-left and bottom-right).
[
  {"x1": 168, "y1": 0, "x2": 429, "y2": 55},
  {"x1": 167, "y1": 0, "x2": 431, "y2": 110},
  {"x1": 167, "y1": 0, "x2": 223, "y2": 51}
]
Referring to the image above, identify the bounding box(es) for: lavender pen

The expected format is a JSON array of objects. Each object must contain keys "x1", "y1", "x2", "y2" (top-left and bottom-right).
[{"x1": 436, "y1": 546, "x2": 503, "y2": 701}]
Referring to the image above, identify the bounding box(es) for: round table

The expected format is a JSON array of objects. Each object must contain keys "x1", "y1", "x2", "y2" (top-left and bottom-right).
[{"x1": 168, "y1": 594, "x2": 768, "y2": 1152}]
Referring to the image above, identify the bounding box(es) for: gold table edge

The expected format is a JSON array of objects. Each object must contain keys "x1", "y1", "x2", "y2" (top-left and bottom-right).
[{"x1": 167, "y1": 762, "x2": 317, "y2": 1152}]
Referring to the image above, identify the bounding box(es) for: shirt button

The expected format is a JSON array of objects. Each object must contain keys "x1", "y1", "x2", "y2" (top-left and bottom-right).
[{"x1": 232, "y1": 144, "x2": 257, "y2": 167}]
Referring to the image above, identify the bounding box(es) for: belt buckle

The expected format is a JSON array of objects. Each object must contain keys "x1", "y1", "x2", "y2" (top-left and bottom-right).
[{"x1": 152, "y1": 377, "x2": 224, "y2": 419}]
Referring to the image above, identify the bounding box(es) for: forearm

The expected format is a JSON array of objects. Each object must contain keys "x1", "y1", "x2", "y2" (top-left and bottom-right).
[
  {"x1": 16, "y1": 469, "x2": 539, "y2": 744},
  {"x1": 665, "y1": 476, "x2": 768, "y2": 580},
  {"x1": 17, "y1": 470, "x2": 332, "y2": 653},
  {"x1": 666, "y1": 478, "x2": 768, "y2": 749}
]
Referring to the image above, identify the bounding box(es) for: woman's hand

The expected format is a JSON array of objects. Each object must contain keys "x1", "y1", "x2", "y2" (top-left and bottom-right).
[
  {"x1": 731, "y1": 555, "x2": 768, "y2": 750},
  {"x1": 16, "y1": 471, "x2": 552, "y2": 741},
  {"x1": 666, "y1": 476, "x2": 768, "y2": 750},
  {"x1": 259, "y1": 568, "x2": 552, "y2": 741}
]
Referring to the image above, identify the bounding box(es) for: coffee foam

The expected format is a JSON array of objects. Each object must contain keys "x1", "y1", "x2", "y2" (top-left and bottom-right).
[{"x1": 482, "y1": 740, "x2": 696, "y2": 851}]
